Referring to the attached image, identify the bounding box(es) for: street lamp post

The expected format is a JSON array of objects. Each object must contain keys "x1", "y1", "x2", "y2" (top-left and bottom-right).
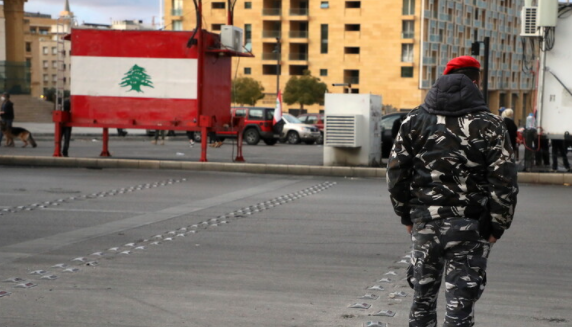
[
  {"x1": 276, "y1": 37, "x2": 281, "y2": 95},
  {"x1": 471, "y1": 33, "x2": 490, "y2": 105}
]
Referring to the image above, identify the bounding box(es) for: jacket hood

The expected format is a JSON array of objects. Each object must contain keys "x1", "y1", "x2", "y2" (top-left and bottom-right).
[{"x1": 421, "y1": 74, "x2": 489, "y2": 117}]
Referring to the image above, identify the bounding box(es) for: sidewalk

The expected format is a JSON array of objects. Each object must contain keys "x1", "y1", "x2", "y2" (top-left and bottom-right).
[
  {"x1": 3, "y1": 123, "x2": 572, "y2": 185},
  {"x1": 18, "y1": 122, "x2": 148, "y2": 136}
]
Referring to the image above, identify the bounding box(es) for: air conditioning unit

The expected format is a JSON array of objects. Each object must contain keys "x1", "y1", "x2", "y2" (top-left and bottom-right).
[
  {"x1": 221, "y1": 25, "x2": 243, "y2": 52},
  {"x1": 521, "y1": 6, "x2": 541, "y2": 37},
  {"x1": 324, "y1": 115, "x2": 363, "y2": 148}
]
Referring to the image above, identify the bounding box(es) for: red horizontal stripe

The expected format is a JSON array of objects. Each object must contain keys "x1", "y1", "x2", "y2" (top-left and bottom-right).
[
  {"x1": 70, "y1": 95, "x2": 199, "y2": 128},
  {"x1": 71, "y1": 29, "x2": 200, "y2": 58}
]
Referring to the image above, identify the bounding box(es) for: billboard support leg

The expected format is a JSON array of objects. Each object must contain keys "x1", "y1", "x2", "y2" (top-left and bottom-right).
[
  {"x1": 53, "y1": 122, "x2": 63, "y2": 157},
  {"x1": 100, "y1": 128, "x2": 111, "y2": 157},
  {"x1": 200, "y1": 126, "x2": 208, "y2": 162},
  {"x1": 235, "y1": 131, "x2": 245, "y2": 162}
]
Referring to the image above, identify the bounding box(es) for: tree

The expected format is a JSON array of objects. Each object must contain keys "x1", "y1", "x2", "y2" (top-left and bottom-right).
[
  {"x1": 232, "y1": 76, "x2": 265, "y2": 105},
  {"x1": 119, "y1": 64, "x2": 154, "y2": 93},
  {"x1": 283, "y1": 70, "x2": 328, "y2": 112}
]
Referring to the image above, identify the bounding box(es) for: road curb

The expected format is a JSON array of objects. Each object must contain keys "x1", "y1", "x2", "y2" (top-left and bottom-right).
[{"x1": 0, "y1": 155, "x2": 570, "y2": 184}]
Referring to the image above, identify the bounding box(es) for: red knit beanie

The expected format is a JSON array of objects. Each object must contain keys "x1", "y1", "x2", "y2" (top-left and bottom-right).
[{"x1": 443, "y1": 56, "x2": 481, "y2": 75}]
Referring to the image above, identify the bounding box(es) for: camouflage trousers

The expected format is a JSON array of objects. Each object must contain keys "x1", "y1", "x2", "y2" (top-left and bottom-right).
[{"x1": 408, "y1": 217, "x2": 491, "y2": 327}]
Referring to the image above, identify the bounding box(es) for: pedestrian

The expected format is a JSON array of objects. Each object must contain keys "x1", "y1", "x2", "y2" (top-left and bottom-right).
[
  {"x1": 186, "y1": 131, "x2": 195, "y2": 147},
  {"x1": 152, "y1": 129, "x2": 165, "y2": 145},
  {"x1": 0, "y1": 92, "x2": 15, "y2": 146},
  {"x1": 551, "y1": 138, "x2": 571, "y2": 172},
  {"x1": 524, "y1": 113, "x2": 536, "y2": 171},
  {"x1": 501, "y1": 108, "x2": 518, "y2": 154},
  {"x1": 117, "y1": 128, "x2": 128, "y2": 137},
  {"x1": 387, "y1": 56, "x2": 518, "y2": 327},
  {"x1": 62, "y1": 98, "x2": 72, "y2": 157}
]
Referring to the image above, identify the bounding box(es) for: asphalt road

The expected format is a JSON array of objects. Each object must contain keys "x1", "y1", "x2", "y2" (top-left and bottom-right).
[
  {"x1": 0, "y1": 166, "x2": 570, "y2": 327},
  {"x1": 2, "y1": 134, "x2": 326, "y2": 166}
]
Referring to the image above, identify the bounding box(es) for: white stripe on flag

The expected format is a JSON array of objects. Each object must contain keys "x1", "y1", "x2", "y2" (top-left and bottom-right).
[{"x1": 71, "y1": 56, "x2": 198, "y2": 99}]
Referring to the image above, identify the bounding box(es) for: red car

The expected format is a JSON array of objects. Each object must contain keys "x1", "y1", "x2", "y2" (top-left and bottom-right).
[{"x1": 216, "y1": 107, "x2": 279, "y2": 145}]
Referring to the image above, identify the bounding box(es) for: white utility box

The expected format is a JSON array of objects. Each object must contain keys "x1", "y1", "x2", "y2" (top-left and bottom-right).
[{"x1": 323, "y1": 94, "x2": 382, "y2": 167}]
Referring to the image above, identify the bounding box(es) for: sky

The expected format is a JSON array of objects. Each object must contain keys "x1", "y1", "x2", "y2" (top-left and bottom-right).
[{"x1": 22, "y1": 0, "x2": 161, "y2": 26}]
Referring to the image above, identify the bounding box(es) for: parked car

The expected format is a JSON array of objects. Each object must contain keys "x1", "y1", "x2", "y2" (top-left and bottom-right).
[
  {"x1": 280, "y1": 113, "x2": 321, "y2": 144},
  {"x1": 381, "y1": 112, "x2": 408, "y2": 158},
  {"x1": 190, "y1": 107, "x2": 279, "y2": 145},
  {"x1": 297, "y1": 113, "x2": 324, "y2": 144}
]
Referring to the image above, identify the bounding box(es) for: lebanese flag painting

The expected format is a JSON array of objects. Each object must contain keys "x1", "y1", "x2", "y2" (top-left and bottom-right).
[{"x1": 69, "y1": 29, "x2": 201, "y2": 127}]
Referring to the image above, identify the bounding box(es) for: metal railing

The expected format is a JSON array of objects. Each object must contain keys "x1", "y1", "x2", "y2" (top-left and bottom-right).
[
  {"x1": 262, "y1": 30, "x2": 281, "y2": 38},
  {"x1": 262, "y1": 52, "x2": 279, "y2": 60},
  {"x1": 289, "y1": 8, "x2": 308, "y2": 16},
  {"x1": 262, "y1": 8, "x2": 282, "y2": 16},
  {"x1": 402, "y1": 32, "x2": 414, "y2": 39},
  {"x1": 290, "y1": 30, "x2": 308, "y2": 38},
  {"x1": 289, "y1": 52, "x2": 308, "y2": 60}
]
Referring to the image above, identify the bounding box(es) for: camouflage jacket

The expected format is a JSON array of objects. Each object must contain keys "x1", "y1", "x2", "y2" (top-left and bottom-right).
[{"x1": 387, "y1": 74, "x2": 518, "y2": 239}]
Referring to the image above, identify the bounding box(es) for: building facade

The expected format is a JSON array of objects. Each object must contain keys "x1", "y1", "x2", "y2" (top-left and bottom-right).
[{"x1": 164, "y1": 0, "x2": 533, "y2": 123}]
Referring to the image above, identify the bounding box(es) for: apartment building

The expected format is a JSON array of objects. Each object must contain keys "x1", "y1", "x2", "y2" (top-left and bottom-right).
[{"x1": 164, "y1": 0, "x2": 531, "y2": 121}]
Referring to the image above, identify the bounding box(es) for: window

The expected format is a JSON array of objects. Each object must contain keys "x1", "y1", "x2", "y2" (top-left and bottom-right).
[
  {"x1": 320, "y1": 69, "x2": 328, "y2": 76},
  {"x1": 345, "y1": 47, "x2": 360, "y2": 54},
  {"x1": 52, "y1": 74, "x2": 57, "y2": 82},
  {"x1": 402, "y1": 20, "x2": 414, "y2": 38},
  {"x1": 43, "y1": 60, "x2": 48, "y2": 69},
  {"x1": 25, "y1": 42, "x2": 32, "y2": 52},
  {"x1": 401, "y1": 44, "x2": 413, "y2": 62},
  {"x1": 345, "y1": 1, "x2": 361, "y2": 8},
  {"x1": 320, "y1": 24, "x2": 328, "y2": 54},
  {"x1": 212, "y1": 2, "x2": 225, "y2": 9},
  {"x1": 235, "y1": 109, "x2": 246, "y2": 117},
  {"x1": 52, "y1": 61, "x2": 58, "y2": 69},
  {"x1": 401, "y1": 67, "x2": 414, "y2": 78},
  {"x1": 52, "y1": 47, "x2": 57, "y2": 55},
  {"x1": 345, "y1": 24, "x2": 361, "y2": 32},
  {"x1": 244, "y1": 24, "x2": 252, "y2": 44},
  {"x1": 43, "y1": 74, "x2": 48, "y2": 82},
  {"x1": 321, "y1": 1, "x2": 329, "y2": 8},
  {"x1": 244, "y1": 67, "x2": 252, "y2": 75},
  {"x1": 172, "y1": 0, "x2": 183, "y2": 15},
  {"x1": 172, "y1": 20, "x2": 183, "y2": 31},
  {"x1": 248, "y1": 109, "x2": 264, "y2": 120},
  {"x1": 211, "y1": 24, "x2": 223, "y2": 31},
  {"x1": 42, "y1": 47, "x2": 48, "y2": 55},
  {"x1": 403, "y1": 0, "x2": 415, "y2": 15},
  {"x1": 245, "y1": 1, "x2": 252, "y2": 9}
]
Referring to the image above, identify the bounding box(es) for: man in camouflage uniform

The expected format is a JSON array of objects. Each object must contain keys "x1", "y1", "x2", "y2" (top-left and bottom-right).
[{"x1": 387, "y1": 56, "x2": 518, "y2": 327}]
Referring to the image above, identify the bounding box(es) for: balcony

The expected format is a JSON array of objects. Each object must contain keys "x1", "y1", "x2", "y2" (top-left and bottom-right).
[
  {"x1": 262, "y1": 8, "x2": 282, "y2": 16},
  {"x1": 290, "y1": 30, "x2": 309, "y2": 38},
  {"x1": 289, "y1": 52, "x2": 308, "y2": 61},
  {"x1": 289, "y1": 8, "x2": 308, "y2": 16},
  {"x1": 262, "y1": 52, "x2": 280, "y2": 60},
  {"x1": 402, "y1": 32, "x2": 414, "y2": 39},
  {"x1": 262, "y1": 30, "x2": 281, "y2": 38}
]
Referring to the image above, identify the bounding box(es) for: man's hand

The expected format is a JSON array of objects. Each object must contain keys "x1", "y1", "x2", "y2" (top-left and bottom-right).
[
  {"x1": 488, "y1": 235, "x2": 497, "y2": 243},
  {"x1": 406, "y1": 225, "x2": 413, "y2": 234}
]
